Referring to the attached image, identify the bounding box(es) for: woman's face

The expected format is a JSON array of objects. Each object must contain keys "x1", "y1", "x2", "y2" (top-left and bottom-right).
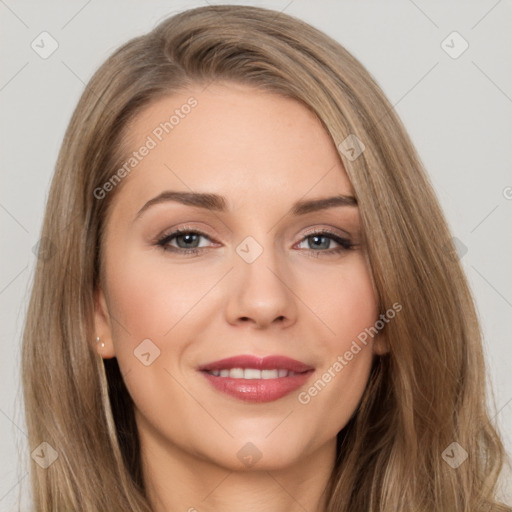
[{"x1": 94, "y1": 82, "x2": 384, "y2": 472}]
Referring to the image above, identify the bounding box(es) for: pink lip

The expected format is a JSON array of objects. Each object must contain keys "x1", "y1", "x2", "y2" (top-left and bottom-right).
[
  {"x1": 197, "y1": 354, "x2": 314, "y2": 373},
  {"x1": 198, "y1": 354, "x2": 315, "y2": 403}
]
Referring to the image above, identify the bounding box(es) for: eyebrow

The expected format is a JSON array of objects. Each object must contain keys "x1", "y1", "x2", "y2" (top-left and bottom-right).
[{"x1": 134, "y1": 190, "x2": 357, "y2": 220}]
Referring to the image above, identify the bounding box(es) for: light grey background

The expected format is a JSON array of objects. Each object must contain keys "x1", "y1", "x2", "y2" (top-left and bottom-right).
[{"x1": 1, "y1": 0, "x2": 511, "y2": 509}]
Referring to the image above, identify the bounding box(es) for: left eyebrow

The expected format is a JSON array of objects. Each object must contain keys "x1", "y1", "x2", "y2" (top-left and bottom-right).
[{"x1": 134, "y1": 190, "x2": 357, "y2": 221}]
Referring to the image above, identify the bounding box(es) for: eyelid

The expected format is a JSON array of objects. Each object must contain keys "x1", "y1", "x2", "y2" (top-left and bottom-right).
[
  {"x1": 154, "y1": 223, "x2": 358, "y2": 260},
  {"x1": 154, "y1": 223, "x2": 216, "y2": 242},
  {"x1": 155, "y1": 223, "x2": 353, "y2": 244},
  {"x1": 301, "y1": 225, "x2": 353, "y2": 239}
]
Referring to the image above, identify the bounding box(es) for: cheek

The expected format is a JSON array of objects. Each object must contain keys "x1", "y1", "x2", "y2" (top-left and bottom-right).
[
  {"x1": 106, "y1": 245, "x2": 378, "y2": 363},
  {"x1": 102, "y1": 249, "x2": 203, "y2": 428},
  {"x1": 105, "y1": 248, "x2": 219, "y2": 342},
  {"x1": 297, "y1": 256, "x2": 378, "y2": 426},
  {"x1": 306, "y1": 254, "x2": 378, "y2": 343},
  {"x1": 102, "y1": 240, "x2": 379, "y2": 453},
  {"x1": 328, "y1": 256, "x2": 378, "y2": 378}
]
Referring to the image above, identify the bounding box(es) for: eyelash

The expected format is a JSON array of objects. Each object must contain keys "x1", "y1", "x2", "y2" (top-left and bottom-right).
[{"x1": 155, "y1": 227, "x2": 355, "y2": 258}]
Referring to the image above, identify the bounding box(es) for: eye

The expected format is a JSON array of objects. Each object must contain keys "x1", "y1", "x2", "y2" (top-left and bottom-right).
[
  {"x1": 156, "y1": 228, "x2": 214, "y2": 255},
  {"x1": 155, "y1": 227, "x2": 356, "y2": 257},
  {"x1": 295, "y1": 230, "x2": 355, "y2": 257}
]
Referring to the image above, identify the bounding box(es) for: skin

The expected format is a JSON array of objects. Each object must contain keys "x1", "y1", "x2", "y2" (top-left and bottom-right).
[{"x1": 94, "y1": 82, "x2": 387, "y2": 512}]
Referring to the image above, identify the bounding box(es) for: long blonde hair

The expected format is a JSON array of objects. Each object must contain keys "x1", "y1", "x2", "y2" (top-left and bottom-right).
[{"x1": 21, "y1": 4, "x2": 511, "y2": 511}]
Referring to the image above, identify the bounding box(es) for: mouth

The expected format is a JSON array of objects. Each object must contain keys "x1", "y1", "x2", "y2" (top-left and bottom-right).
[
  {"x1": 197, "y1": 354, "x2": 315, "y2": 403},
  {"x1": 203, "y1": 368, "x2": 302, "y2": 378}
]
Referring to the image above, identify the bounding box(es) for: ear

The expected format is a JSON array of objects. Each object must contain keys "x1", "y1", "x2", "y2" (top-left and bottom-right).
[
  {"x1": 373, "y1": 332, "x2": 390, "y2": 356},
  {"x1": 93, "y1": 286, "x2": 116, "y2": 359}
]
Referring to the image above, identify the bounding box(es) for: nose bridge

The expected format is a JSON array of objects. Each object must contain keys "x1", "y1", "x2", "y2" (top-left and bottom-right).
[
  {"x1": 225, "y1": 230, "x2": 296, "y2": 327},
  {"x1": 235, "y1": 232, "x2": 286, "y2": 297}
]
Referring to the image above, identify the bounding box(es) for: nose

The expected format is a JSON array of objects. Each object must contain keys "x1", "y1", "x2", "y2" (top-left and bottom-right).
[{"x1": 224, "y1": 240, "x2": 298, "y2": 330}]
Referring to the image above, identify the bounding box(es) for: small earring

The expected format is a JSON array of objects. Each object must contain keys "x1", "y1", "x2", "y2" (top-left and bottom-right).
[{"x1": 95, "y1": 336, "x2": 105, "y2": 348}]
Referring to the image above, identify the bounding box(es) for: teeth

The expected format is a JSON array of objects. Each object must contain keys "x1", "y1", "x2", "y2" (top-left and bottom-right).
[
  {"x1": 244, "y1": 368, "x2": 261, "y2": 379},
  {"x1": 206, "y1": 368, "x2": 298, "y2": 379},
  {"x1": 230, "y1": 368, "x2": 245, "y2": 379}
]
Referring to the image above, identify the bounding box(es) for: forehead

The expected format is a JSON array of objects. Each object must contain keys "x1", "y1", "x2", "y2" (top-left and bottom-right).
[{"x1": 110, "y1": 82, "x2": 353, "y2": 216}]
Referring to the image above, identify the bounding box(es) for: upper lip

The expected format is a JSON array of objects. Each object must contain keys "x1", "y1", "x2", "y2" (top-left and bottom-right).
[{"x1": 198, "y1": 355, "x2": 314, "y2": 373}]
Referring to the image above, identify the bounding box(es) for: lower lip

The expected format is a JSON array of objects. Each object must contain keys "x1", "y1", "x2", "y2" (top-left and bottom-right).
[{"x1": 199, "y1": 370, "x2": 314, "y2": 403}]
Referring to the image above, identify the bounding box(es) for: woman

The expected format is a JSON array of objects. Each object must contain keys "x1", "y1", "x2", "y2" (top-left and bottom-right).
[{"x1": 21, "y1": 4, "x2": 511, "y2": 511}]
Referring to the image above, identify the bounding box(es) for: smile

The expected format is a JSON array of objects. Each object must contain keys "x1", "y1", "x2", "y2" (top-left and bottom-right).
[
  {"x1": 204, "y1": 368, "x2": 299, "y2": 379},
  {"x1": 197, "y1": 354, "x2": 315, "y2": 402}
]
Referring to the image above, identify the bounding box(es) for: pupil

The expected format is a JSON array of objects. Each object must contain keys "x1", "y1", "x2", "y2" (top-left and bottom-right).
[
  {"x1": 311, "y1": 235, "x2": 328, "y2": 249},
  {"x1": 179, "y1": 233, "x2": 198, "y2": 248}
]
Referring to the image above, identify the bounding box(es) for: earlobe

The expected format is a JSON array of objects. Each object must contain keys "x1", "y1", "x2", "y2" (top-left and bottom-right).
[
  {"x1": 93, "y1": 287, "x2": 116, "y2": 359},
  {"x1": 373, "y1": 334, "x2": 390, "y2": 356}
]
